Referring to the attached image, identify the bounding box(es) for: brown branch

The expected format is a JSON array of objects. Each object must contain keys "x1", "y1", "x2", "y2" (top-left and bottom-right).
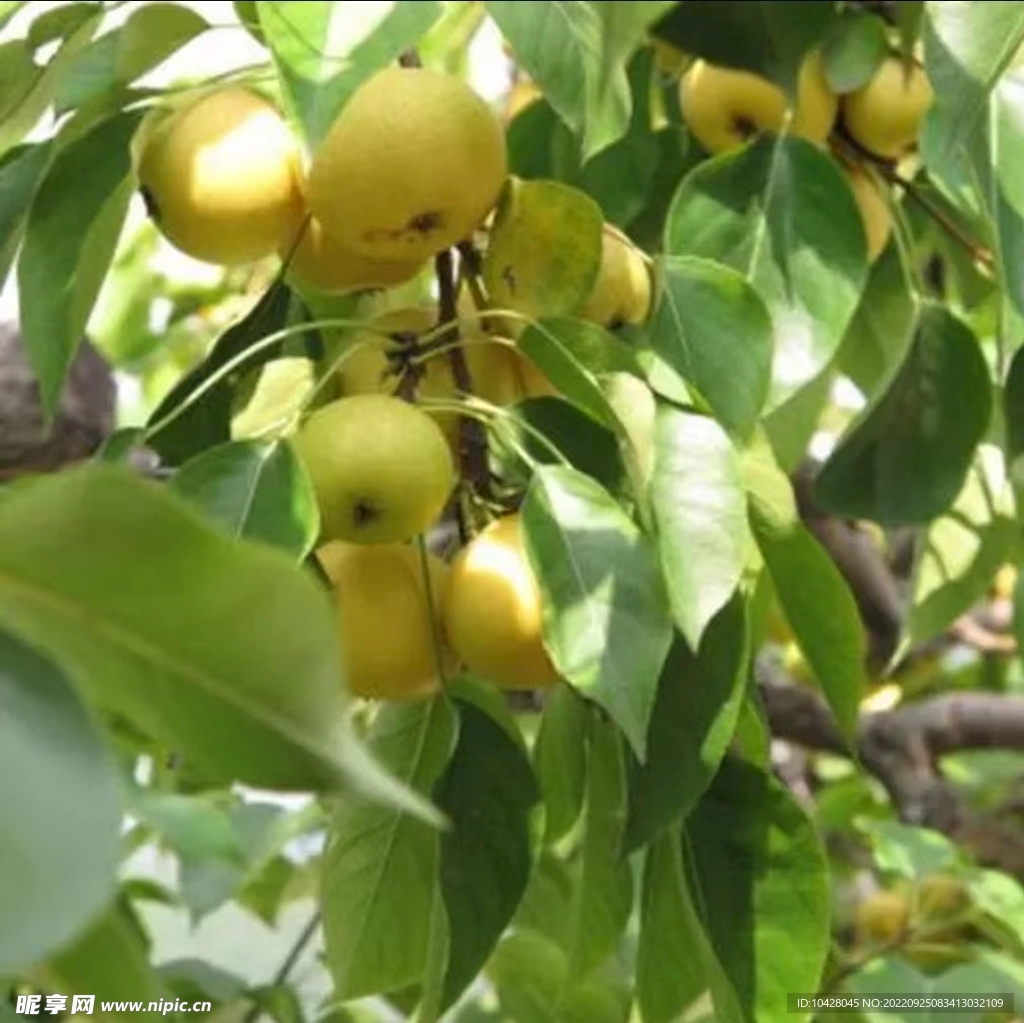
[
  {"x1": 435, "y1": 249, "x2": 491, "y2": 497},
  {"x1": 760, "y1": 664, "x2": 1024, "y2": 878}
]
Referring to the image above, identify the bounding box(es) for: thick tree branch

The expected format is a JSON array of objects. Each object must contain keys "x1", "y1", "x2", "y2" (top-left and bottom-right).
[{"x1": 760, "y1": 664, "x2": 1024, "y2": 878}]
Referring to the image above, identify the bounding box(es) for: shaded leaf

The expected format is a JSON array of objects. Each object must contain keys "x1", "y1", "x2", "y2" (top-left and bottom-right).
[
  {"x1": 324, "y1": 698, "x2": 457, "y2": 1000},
  {"x1": 568, "y1": 712, "x2": 633, "y2": 977},
  {"x1": 815, "y1": 305, "x2": 992, "y2": 525},
  {"x1": 745, "y1": 436, "x2": 865, "y2": 737},
  {"x1": 821, "y1": 9, "x2": 890, "y2": 94},
  {"x1": 904, "y1": 446, "x2": 1017, "y2": 650},
  {"x1": 0, "y1": 463, "x2": 422, "y2": 813},
  {"x1": 626, "y1": 596, "x2": 750, "y2": 852},
  {"x1": 436, "y1": 696, "x2": 540, "y2": 1009},
  {"x1": 645, "y1": 256, "x2": 772, "y2": 440},
  {"x1": 487, "y1": 0, "x2": 632, "y2": 161},
  {"x1": 18, "y1": 110, "x2": 139, "y2": 415},
  {"x1": 665, "y1": 137, "x2": 868, "y2": 409},
  {"x1": 0, "y1": 631, "x2": 120, "y2": 974},
  {"x1": 147, "y1": 281, "x2": 293, "y2": 465},
  {"x1": 533, "y1": 683, "x2": 589, "y2": 843},
  {"x1": 170, "y1": 440, "x2": 319, "y2": 559},
  {"x1": 523, "y1": 465, "x2": 674, "y2": 758},
  {"x1": 0, "y1": 140, "x2": 52, "y2": 294},
  {"x1": 685, "y1": 757, "x2": 831, "y2": 1023},
  {"x1": 637, "y1": 833, "x2": 709, "y2": 1023},
  {"x1": 652, "y1": 408, "x2": 749, "y2": 647},
  {"x1": 654, "y1": 1, "x2": 835, "y2": 95}
]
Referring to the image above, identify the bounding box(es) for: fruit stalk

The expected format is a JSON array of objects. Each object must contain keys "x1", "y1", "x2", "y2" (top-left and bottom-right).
[{"x1": 435, "y1": 248, "x2": 491, "y2": 496}]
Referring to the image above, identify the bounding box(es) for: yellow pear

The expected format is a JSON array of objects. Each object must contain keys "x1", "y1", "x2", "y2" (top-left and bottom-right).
[
  {"x1": 854, "y1": 890, "x2": 911, "y2": 947},
  {"x1": 316, "y1": 541, "x2": 451, "y2": 700},
  {"x1": 294, "y1": 394, "x2": 455, "y2": 545},
  {"x1": 680, "y1": 51, "x2": 837, "y2": 154},
  {"x1": 578, "y1": 225, "x2": 653, "y2": 328},
  {"x1": 843, "y1": 160, "x2": 893, "y2": 262},
  {"x1": 843, "y1": 57, "x2": 933, "y2": 160},
  {"x1": 307, "y1": 67, "x2": 507, "y2": 262},
  {"x1": 443, "y1": 514, "x2": 561, "y2": 690},
  {"x1": 137, "y1": 87, "x2": 303, "y2": 264},
  {"x1": 282, "y1": 212, "x2": 425, "y2": 294}
]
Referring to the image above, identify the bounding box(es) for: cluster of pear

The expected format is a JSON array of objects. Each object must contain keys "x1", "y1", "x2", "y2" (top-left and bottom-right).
[
  {"x1": 135, "y1": 64, "x2": 654, "y2": 702},
  {"x1": 852, "y1": 873, "x2": 973, "y2": 971},
  {"x1": 679, "y1": 49, "x2": 934, "y2": 261}
]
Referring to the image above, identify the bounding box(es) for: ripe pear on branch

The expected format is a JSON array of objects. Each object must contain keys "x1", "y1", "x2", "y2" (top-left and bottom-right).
[
  {"x1": 317, "y1": 541, "x2": 452, "y2": 700},
  {"x1": 842, "y1": 56, "x2": 934, "y2": 160},
  {"x1": 307, "y1": 66, "x2": 508, "y2": 263},
  {"x1": 137, "y1": 87, "x2": 303, "y2": 265},
  {"x1": 294, "y1": 394, "x2": 455, "y2": 546},
  {"x1": 679, "y1": 51, "x2": 837, "y2": 154}
]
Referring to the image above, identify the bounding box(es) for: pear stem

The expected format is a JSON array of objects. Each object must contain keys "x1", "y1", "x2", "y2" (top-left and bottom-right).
[{"x1": 436, "y1": 247, "x2": 492, "y2": 497}]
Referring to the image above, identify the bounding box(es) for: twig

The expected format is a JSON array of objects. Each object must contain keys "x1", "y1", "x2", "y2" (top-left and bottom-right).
[
  {"x1": 435, "y1": 249, "x2": 492, "y2": 497},
  {"x1": 241, "y1": 910, "x2": 321, "y2": 1023}
]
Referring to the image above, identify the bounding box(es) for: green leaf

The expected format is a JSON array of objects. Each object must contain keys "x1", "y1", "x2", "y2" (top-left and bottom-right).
[
  {"x1": 522, "y1": 465, "x2": 674, "y2": 759},
  {"x1": 654, "y1": 1, "x2": 835, "y2": 95},
  {"x1": 0, "y1": 6, "x2": 100, "y2": 157},
  {"x1": 836, "y1": 243, "x2": 916, "y2": 398},
  {"x1": 127, "y1": 789, "x2": 244, "y2": 864},
  {"x1": 1005, "y1": 342, "x2": 1024, "y2": 464},
  {"x1": 533, "y1": 683, "x2": 589, "y2": 843},
  {"x1": 644, "y1": 256, "x2": 772, "y2": 440},
  {"x1": 27, "y1": 2, "x2": 99, "y2": 48},
  {"x1": 0, "y1": 463, "x2": 420, "y2": 812},
  {"x1": 904, "y1": 446, "x2": 1017, "y2": 651},
  {"x1": 0, "y1": 631, "x2": 120, "y2": 975},
  {"x1": 0, "y1": 2, "x2": 28, "y2": 31},
  {"x1": 665, "y1": 137, "x2": 868, "y2": 409},
  {"x1": 256, "y1": 0, "x2": 443, "y2": 147},
  {"x1": 17, "y1": 111, "x2": 138, "y2": 416},
  {"x1": 324, "y1": 697, "x2": 457, "y2": 1000},
  {"x1": 516, "y1": 318, "x2": 638, "y2": 430},
  {"x1": 436, "y1": 696, "x2": 540, "y2": 1009},
  {"x1": 489, "y1": 930, "x2": 631, "y2": 1023},
  {"x1": 35, "y1": 900, "x2": 167, "y2": 1020},
  {"x1": 923, "y1": 6, "x2": 1024, "y2": 316},
  {"x1": 568, "y1": 712, "x2": 633, "y2": 977},
  {"x1": 745, "y1": 436, "x2": 865, "y2": 737},
  {"x1": 593, "y1": 2, "x2": 676, "y2": 92},
  {"x1": 815, "y1": 305, "x2": 992, "y2": 525},
  {"x1": 54, "y1": 2, "x2": 208, "y2": 112},
  {"x1": 0, "y1": 140, "x2": 51, "y2": 295},
  {"x1": 857, "y1": 820, "x2": 962, "y2": 879},
  {"x1": 170, "y1": 440, "x2": 319, "y2": 559},
  {"x1": 147, "y1": 281, "x2": 293, "y2": 465},
  {"x1": 821, "y1": 9, "x2": 890, "y2": 94},
  {"x1": 487, "y1": 0, "x2": 632, "y2": 161},
  {"x1": 923, "y1": 2, "x2": 1024, "y2": 170},
  {"x1": 625, "y1": 596, "x2": 750, "y2": 853},
  {"x1": 0, "y1": 40, "x2": 37, "y2": 125},
  {"x1": 685, "y1": 757, "x2": 831, "y2": 1023},
  {"x1": 652, "y1": 408, "x2": 749, "y2": 647},
  {"x1": 637, "y1": 834, "x2": 709, "y2": 1023}
]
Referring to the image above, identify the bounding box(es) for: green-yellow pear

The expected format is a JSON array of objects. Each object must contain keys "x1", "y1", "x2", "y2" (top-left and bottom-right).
[
  {"x1": 577, "y1": 225, "x2": 653, "y2": 328},
  {"x1": 854, "y1": 889, "x2": 911, "y2": 947},
  {"x1": 282, "y1": 211, "x2": 425, "y2": 294},
  {"x1": 842, "y1": 159, "x2": 892, "y2": 262},
  {"x1": 307, "y1": 67, "x2": 507, "y2": 262},
  {"x1": 316, "y1": 540, "x2": 452, "y2": 700},
  {"x1": 294, "y1": 394, "x2": 455, "y2": 545},
  {"x1": 137, "y1": 87, "x2": 303, "y2": 264},
  {"x1": 443, "y1": 514, "x2": 561, "y2": 690},
  {"x1": 680, "y1": 51, "x2": 837, "y2": 154},
  {"x1": 916, "y1": 873, "x2": 970, "y2": 920},
  {"x1": 843, "y1": 57, "x2": 934, "y2": 159}
]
